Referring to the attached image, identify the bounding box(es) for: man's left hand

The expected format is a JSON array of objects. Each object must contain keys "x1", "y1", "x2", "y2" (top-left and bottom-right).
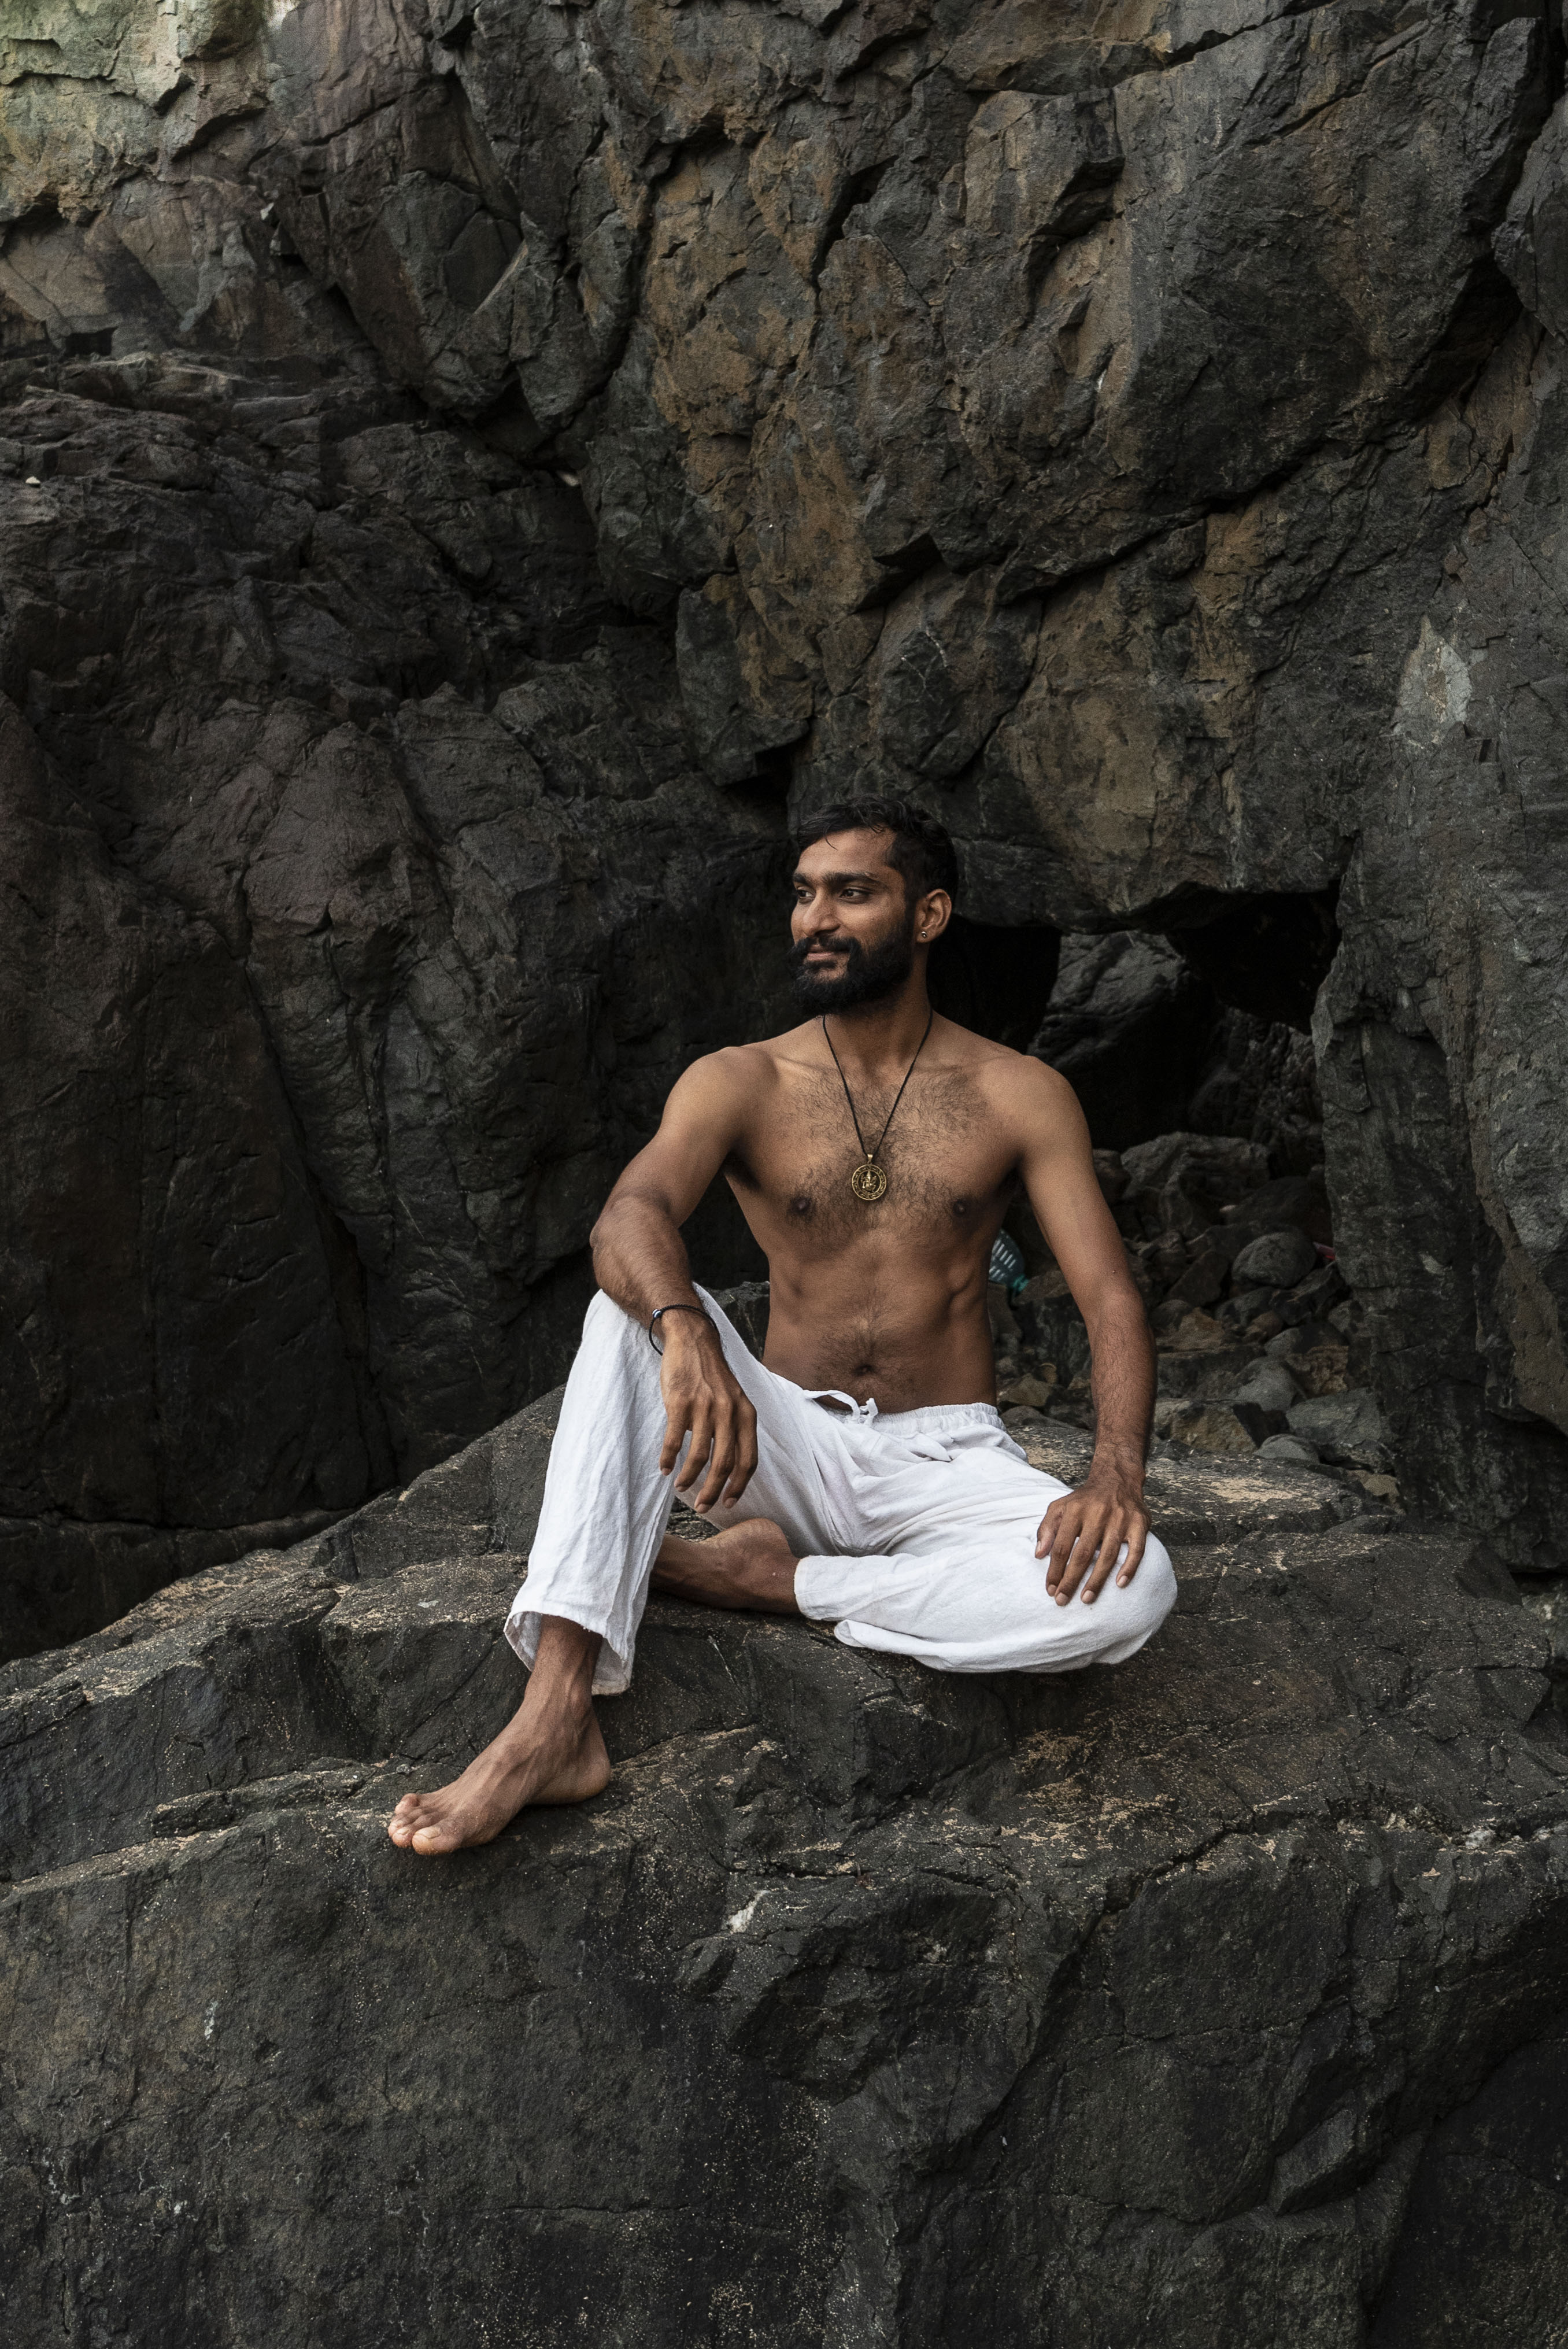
[{"x1": 1036, "y1": 1465, "x2": 1149, "y2": 1605}]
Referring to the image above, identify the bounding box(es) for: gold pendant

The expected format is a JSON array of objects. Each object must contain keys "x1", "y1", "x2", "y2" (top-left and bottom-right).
[{"x1": 850, "y1": 1159, "x2": 888, "y2": 1203}]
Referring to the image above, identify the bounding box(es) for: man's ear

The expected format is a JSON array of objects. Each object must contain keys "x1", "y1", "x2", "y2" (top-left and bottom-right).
[{"x1": 914, "y1": 889, "x2": 952, "y2": 944}]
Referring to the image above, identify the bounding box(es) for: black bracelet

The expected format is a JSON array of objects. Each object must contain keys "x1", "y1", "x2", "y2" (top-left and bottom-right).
[{"x1": 649, "y1": 1303, "x2": 713, "y2": 1354}]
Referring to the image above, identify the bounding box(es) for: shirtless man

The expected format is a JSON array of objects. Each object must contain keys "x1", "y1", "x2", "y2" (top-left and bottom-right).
[{"x1": 389, "y1": 799, "x2": 1174, "y2": 1856}]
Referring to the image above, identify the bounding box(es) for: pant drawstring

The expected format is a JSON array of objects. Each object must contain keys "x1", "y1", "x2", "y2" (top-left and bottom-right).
[
  {"x1": 807, "y1": 1388, "x2": 960, "y2": 1464},
  {"x1": 804, "y1": 1387, "x2": 879, "y2": 1423}
]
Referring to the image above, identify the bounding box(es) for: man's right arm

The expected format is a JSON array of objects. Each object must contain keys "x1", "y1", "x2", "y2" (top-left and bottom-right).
[{"x1": 590, "y1": 1051, "x2": 761, "y2": 1514}]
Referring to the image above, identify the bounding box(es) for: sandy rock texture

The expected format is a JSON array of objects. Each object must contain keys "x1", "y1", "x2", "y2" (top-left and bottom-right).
[
  {"x1": 2, "y1": 1390, "x2": 1565, "y2": 2345},
  {"x1": 4, "y1": 0, "x2": 1568, "y2": 1635}
]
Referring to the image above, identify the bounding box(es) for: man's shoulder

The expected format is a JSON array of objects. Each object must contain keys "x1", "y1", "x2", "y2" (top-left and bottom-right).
[
  {"x1": 726, "y1": 1019, "x2": 823, "y2": 1073},
  {"x1": 941, "y1": 1025, "x2": 1080, "y2": 1124},
  {"x1": 935, "y1": 1018, "x2": 1066, "y2": 1087},
  {"x1": 679, "y1": 1028, "x2": 815, "y2": 1098}
]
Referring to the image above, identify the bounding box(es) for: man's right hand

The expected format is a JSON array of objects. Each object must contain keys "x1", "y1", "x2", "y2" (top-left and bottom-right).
[{"x1": 657, "y1": 1317, "x2": 759, "y2": 1512}]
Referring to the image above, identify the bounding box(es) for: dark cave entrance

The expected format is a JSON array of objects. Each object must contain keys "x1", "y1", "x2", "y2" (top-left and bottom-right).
[
  {"x1": 1000, "y1": 886, "x2": 1362, "y2": 1460},
  {"x1": 1162, "y1": 888, "x2": 1340, "y2": 1036},
  {"x1": 928, "y1": 914, "x2": 1061, "y2": 1053},
  {"x1": 1031, "y1": 887, "x2": 1340, "y2": 1170}
]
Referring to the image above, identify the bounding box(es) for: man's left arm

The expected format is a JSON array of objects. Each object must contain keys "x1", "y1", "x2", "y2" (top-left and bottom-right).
[{"x1": 1011, "y1": 1061, "x2": 1155, "y2": 1606}]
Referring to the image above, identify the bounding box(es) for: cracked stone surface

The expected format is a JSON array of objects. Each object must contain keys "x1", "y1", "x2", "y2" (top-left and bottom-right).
[
  {"x1": 3, "y1": 9, "x2": 1568, "y2": 1610},
  {"x1": 1, "y1": 1391, "x2": 1565, "y2": 2343}
]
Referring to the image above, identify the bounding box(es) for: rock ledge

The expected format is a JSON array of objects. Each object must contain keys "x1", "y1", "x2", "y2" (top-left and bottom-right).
[{"x1": 2, "y1": 1395, "x2": 1566, "y2": 2344}]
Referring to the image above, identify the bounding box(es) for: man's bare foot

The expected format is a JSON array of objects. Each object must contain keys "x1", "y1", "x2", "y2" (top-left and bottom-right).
[
  {"x1": 387, "y1": 1615, "x2": 609, "y2": 1856},
  {"x1": 386, "y1": 1704, "x2": 609, "y2": 1855},
  {"x1": 652, "y1": 1516, "x2": 800, "y2": 1614}
]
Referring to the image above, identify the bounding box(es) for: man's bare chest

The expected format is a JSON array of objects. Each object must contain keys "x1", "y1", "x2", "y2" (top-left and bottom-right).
[{"x1": 726, "y1": 1068, "x2": 1017, "y2": 1244}]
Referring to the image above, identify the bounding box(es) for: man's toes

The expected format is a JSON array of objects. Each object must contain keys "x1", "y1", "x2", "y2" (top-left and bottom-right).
[
  {"x1": 387, "y1": 1794, "x2": 426, "y2": 1845},
  {"x1": 409, "y1": 1814, "x2": 467, "y2": 1856}
]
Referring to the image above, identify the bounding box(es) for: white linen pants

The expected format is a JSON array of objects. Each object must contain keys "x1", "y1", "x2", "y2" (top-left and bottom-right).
[{"x1": 506, "y1": 1289, "x2": 1177, "y2": 1696}]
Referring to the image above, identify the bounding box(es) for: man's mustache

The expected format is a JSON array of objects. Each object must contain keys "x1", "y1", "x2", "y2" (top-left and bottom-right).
[{"x1": 787, "y1": 933, "x2": 859, "y2": 970}]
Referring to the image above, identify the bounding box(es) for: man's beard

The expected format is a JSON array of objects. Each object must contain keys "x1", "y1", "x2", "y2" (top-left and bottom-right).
[{"x1": 788, "y1": 915, "x2": 916, "y2": 1011}]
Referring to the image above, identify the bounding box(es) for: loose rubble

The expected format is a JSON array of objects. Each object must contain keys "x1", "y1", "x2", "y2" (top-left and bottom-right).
[{"x1": 989, "y1": 1132, "x2": 1395, "y2": 1503}]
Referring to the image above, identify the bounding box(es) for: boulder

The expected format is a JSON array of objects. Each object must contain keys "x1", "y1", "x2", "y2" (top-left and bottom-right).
[
  {"x1": 1276, "y1": 1262, "x2": 1351, "y2": 1327},
  {"x1": 1157, "y1": 1345, "x2": 1261, "y2": 1405},
  {"x1": 1232, "y1": 1228, "x2": 1321, "y2": 1291},
  {"x1": 1031, "y1": 939, "x2": 1323, "y2": 1171},
  {"x1": 1118, "y1": 1134, "x2": 1271, "y2": 1242},
  {"x1": 0, "y1": 394, "x2": 792, "y2": 1657},
  {"x1": 2, "y1": 1401, "x2": 1562, "y2": 2346},
  {"x1": 1218, "y1": 1285, "x2": 1275, "y2": 1332},
  {"x1": 1288, "y1": 1388, "x2": 1392, "y2": 1473},
  {"x1": 1266, "y1": 1321, "x2": 1336, "y2": 1360},
  {"x1": 1258, "y1": 1432, "x2": 1322, "y2": 1469},
  {"x1": 1015, "y1": 1273, "x2": 1092, "y2": 1386},
  {"x1": 1166, "y1": 1401, "x2": 1259, "y2": 1455},
  {"x1": 1165, "y1": 1246, "x2": 1230, "y2": 1309},
  {"x1": 1184, "y1": 1010, "x2": 1325, "y2": 1176},
  {"x1": 1229, "y1": 1361, "x2": 1303, "y2": 1425},
  {"x1": 1283, "y1": 1390, "x2": 1372, "y2": 1467},
  {"x1": 1157, "y1": 1308, "x2": 1238, "y2": 1351},
  {"x1": 1226, "y1": 1172, "x2": 1335, "y2": 1246},
  {"x1": 1289, "y1": 1345, "x2": 1353, "y2": 1402}
]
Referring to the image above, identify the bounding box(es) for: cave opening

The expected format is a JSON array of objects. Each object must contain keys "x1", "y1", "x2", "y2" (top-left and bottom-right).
[
  {"x1": 1162, "y1": 887, "x2": 1340, "y2": 1035},
  {"x1": 1028, "y1": 887, "x2": 1340, "y2": 1173},
  {"x1": 994, "y1": 886, "x2": 1368, "y2": 1465},
  {"x1": 929, "y1": 913, "x2": 1060, "y2": 1054}
]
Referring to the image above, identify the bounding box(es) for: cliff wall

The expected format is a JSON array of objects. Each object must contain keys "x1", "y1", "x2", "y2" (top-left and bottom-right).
[{"x1": 4, "y1": 0, "x2": 1568, "y2": 1633}]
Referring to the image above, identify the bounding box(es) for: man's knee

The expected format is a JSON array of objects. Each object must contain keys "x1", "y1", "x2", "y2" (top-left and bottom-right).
[{"x1": 1027, "y1": 1529, "x2": 1175, "y2": 1659}]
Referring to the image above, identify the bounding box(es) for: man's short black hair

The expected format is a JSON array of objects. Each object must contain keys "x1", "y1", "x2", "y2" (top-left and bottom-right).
[{"x1": 790, "y1": 797, "x2": 959, "y2": 906}]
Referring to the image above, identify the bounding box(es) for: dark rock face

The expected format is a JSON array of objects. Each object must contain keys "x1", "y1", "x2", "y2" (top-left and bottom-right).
[
  {"x1": 4, "y1": 6, "x2": 1568, "y2": 1606},
  {"x1": 0, "y1": 350, "x2": 790, "y2": 1649},
  {"x1": 2, "y1": 1397, "x2": 1565, "y2": 2344}
]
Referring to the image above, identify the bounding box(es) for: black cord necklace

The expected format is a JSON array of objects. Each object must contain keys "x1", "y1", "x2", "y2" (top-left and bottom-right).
[{"x1": 822, "y1": 1008, "x2": 934, "y2": 1202}]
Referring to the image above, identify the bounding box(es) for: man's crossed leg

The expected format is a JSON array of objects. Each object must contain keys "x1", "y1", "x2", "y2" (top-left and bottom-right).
[{"x1": 389, "y1": 1294, "x2": 1175, "y2": 1855}]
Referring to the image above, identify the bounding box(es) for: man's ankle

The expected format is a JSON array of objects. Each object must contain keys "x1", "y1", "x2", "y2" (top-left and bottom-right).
[{"x1": 526, "y1": 1674, "x2": 596, "y2": 1732}]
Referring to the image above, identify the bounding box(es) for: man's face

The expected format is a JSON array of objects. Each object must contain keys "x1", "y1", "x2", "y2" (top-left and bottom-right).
[{"x1": 788, "y1": 829, "x2": 919, "y2": 1011}]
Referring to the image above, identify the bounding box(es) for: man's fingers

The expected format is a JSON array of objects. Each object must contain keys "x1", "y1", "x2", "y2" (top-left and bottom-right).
[
  {"x1": 674, "y1": 1405, "x2": 713, "y2": 1491},
  {"x1": 1080, "y1": 1516, "x2": 1128, "y2": 1603},
  {"x1": 1053, "y1": 1508, "x2": 1111, "y2": 1604},
  {"x1": 665, "y1": 1374, "x2": 758, "y2": 1508},
  {"x1": 659, "y1": 1406, "x2": 691, "y2": 1478},
  {"x1": 1115, "y1": 1515, "x2": 1149, "y2": 1586},
  {"x1": 696, "y1": 1439, "x2": 732, "y2": 1511},
  {"x1": 693, "y1": 1404, "x2": 738, "y2": 1512},
  {"x1": 1041, "y1": 1482, "x2": 1152, "y2": 1602},
  {"x1": 1044, "y1": 1506, "x2": 1089, "y2": 1597},
  {"x1": 1038, "y1": 1496, "x2": 1077, "y2": 1568},
  {"x1": 724, "y1": 1405, "x2": 760, "y2": 1504},
  {"x1": 1041, "y1": 1511, "x2": 1078, "y2": 1593}
]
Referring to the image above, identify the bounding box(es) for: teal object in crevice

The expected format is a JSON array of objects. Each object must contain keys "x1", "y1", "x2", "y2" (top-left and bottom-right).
[{"x1": 988, "y1": 1233, "x2": 1028, "y2": 1295}]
